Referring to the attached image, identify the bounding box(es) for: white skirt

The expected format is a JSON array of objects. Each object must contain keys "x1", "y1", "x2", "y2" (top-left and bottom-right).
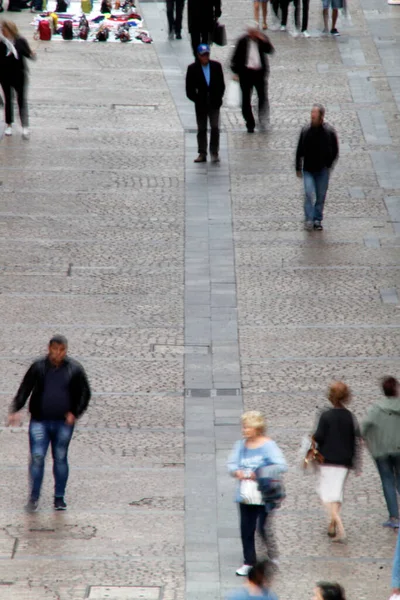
[{"x1": 318, "y1": 465, "x2": 349, "y2": 503}]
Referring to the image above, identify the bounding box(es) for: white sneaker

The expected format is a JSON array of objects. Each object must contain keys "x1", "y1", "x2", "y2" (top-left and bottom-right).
[
  {"x1": 22, "y1": 128, "x2": 29, "y2": 139},
  {"x1": 302, "y1": 30, "x2": 311, "y2": 37},
  {"x1": 389, "y1": 596, "x2": 400, "y2": 600},
  {"x1": 280, "y1": 25, "x2": 287, "y2": 31},
  {"x1": 236, "y1": 564, "x2": 252, "y2": 577},
  {"x1": 5, "y1": 126, "x2": 12, "y2": 136}
]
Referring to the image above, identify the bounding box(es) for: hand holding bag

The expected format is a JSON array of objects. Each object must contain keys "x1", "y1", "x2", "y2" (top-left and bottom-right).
[
  {"x1": 301, "y1": 436, "x2": 324, "y2": 471},
  {"x1": 226, "y1": 79, "x2": 241, "y2": 109}
]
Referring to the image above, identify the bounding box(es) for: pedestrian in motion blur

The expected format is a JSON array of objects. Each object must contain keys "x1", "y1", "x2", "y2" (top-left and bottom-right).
[
  {"x1": 187, "y1": 0, "x2": 221, "y2": 57},
  {"x1": 296, "y1": 103, "x2": 339, "y2": 231},
  {"x1": 313, "y1": 382, "x2": 360, "y2": 543},
  {"x1": 166, "y1": 0, "x2": 185, "y2": 39},
  {"x1": 227, "y1": 560, "x2": 278, "y2": 600},
  {"x1": 254, "y1": 0, "x2": 268, "y2": 31},
  {"x1": 8, "y1": 335, "x2": 91, "y2": 513},
  {"x1": 0, "y1": 19, "x2": 35, "y2": 139},
  {"x1": 186, "y1": 43, "x2": 225, "y2": 164},
  {"x1": 313, "y1": 582, "x2": 347, "y2": 600},
  {"x1": 231, "y1": 24, "x2": 274, "y2": 133},
  {"x1": 362, "y1": 376, "x2": 400, "y2": 529},
  {"x1": 228, "y1": 411, "x2": 287, "y2": 576}
]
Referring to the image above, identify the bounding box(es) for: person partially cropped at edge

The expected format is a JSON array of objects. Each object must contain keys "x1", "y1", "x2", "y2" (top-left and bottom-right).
[
  {"x1": 8, "y1": 335, "x2": 91, "y2": 512},
  {"x1": 296, "y1": 103, "x2": 339, "y2": 231},
  {"x1": 228, "y1": 411, "x2": 287, "y2": 576}
]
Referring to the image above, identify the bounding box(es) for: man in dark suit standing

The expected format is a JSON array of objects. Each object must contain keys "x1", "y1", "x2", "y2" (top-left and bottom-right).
[
  {"x1": 186, "y1": 44, "x2": 225, "y2": 163},
  {"x1": 187, "y1": 0, "x2": 221, "y2": 57},
  {"x1": 231, "y1": 25, "x2": 274, "y2": 133}
]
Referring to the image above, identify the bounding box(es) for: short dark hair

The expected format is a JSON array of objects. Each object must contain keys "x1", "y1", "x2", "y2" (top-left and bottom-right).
[
  {"x1": 248, "y1": 560, "x2": 276, "y2": 587},
  {"x1": 49, "y1": 335, "x2": 68, "y2": 347},
  {"x1": 317, "y1": 582, "x2": 346, "y2": 600},
  {"x1": 382, "y1": 376, "x2": 398, "y2": 398},
  {"x1": 313, "y1": 103, "x2": 325, "y2": 118}
]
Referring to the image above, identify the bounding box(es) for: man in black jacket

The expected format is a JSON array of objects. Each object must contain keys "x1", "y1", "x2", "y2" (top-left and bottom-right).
[
  {"x1": 8, "y1": 335, "x2": 91, "y2": 512},
  {"x1": 231, "y1": 25, "x2": 274, "y2": 133},
  {"x1": 296, "y1": 103, "x2": 339, "y2": 230},
  {"x1": 186, "y1": 44, "x2": 225, "y2": 163},
  {"x1": 187, "y1": 0, "x2": 221, "y2": 57},
  {"x1": 166, "y1": 0, "x2": 185, "y2": 39}
]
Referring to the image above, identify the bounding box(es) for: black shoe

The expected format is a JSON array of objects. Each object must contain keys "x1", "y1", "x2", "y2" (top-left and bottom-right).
[
  {"x1": 194, "y1": 153, "x2": 207, "y2": 163},
  {"x1": 247, "y1": 127, "x2": 255, "y2": 133},
  {"x1": 314, "y1": 221, "x2": 323, "y2": 230},
  {"x1": 54, "y1": 497, "x2": 67, "y2": 511},
  {"x1": 168, "y1": 30, "x2": 174, "y2": 40},
  {"x1": 175, "y1": 32, "x2": 182, "y2": 39},
  {"x1": 25, "y1": 498, "x2": 39, "y2": 513},
  {"x1": 330, "y1": 28, "x2": 340, "y2": 36},
  {"x1": 211, "y1": 153, "x2": 220, "y2": 163}
]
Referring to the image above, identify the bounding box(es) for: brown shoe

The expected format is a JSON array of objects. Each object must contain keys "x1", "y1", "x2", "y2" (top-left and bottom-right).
[
  {"x1": 194, "y1": 154, "x2": 207, "y2": 163},
  {"x1": 211, "y1": 153, "x2": 220, "y2": 163}
]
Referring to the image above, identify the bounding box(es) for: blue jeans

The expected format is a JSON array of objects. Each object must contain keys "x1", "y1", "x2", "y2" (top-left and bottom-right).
[
  {"x1": 375, "y1": 454, "x2": 400, "y2": 519},
  {"x1": 303, "y1": 168, "x2": 330, "y2": 222},
  {"x1": 29, "y1": 419, "x2": 74, "y2": 501}
]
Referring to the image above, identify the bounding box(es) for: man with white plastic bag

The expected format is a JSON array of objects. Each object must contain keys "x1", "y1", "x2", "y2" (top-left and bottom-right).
[{"x1": 226, "y1": 78, "x2": 241, "y2": 109}]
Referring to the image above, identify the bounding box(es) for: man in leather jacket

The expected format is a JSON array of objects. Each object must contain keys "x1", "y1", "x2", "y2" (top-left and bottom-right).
[{"x1": 8, "y1": 335, "x2": 91, "y2": 512}]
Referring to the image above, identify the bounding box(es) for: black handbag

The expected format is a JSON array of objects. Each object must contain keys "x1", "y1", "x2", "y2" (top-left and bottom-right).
[{"x1": 212, "y1": 21, "x2": 227, "y2": 46}]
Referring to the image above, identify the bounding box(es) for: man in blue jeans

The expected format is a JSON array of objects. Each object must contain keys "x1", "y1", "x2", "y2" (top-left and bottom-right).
[
  {"x1": 8, "y1": 335, "x2": 91, "y2": 512},
  {"x1": 296, "y1": 103, "x2": 339, "y2": 231}
]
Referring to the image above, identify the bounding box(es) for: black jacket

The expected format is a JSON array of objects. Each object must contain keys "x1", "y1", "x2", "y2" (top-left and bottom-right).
[
  {"x1": 11, "y1": 356, "x2": 91, "y2": 420},
  {"x1": 187, "y1": 0, "x2": 221, "y2": 33},
  {"x1": 231, "y1": 34, "x2": 274, "y2": 77},
  {"x1": 186, "y1": 59, "x2": 225, "y2": 109},
  {"x1": 296, "y1": 122, "x2": 339, "y2": 172},
  {"x1": 314, "y1": 408, "x2": 359, "y2": 468},
  {"x1": 0, "y1": 36, "x2": 33, "y2": 79}
]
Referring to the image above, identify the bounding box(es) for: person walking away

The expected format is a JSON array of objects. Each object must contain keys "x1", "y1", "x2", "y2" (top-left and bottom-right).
[
  {"x1": 8, "y1": 335, "x2": 91, "y2": 512},
  {"x1": 187, "y1": 0, "x2": 221, "y2": 57},
  {"x1": 313, "y1": 582, "x2": 347, "y2": 600},
  {"x1": 228, "y1": 411, "x2": 287, "y2": 576},
  {"x1": 322, "y1": 0, "x2": 342, "y2": 35},
  {"x1": 362, "y1": 377, "x2": 400, "y2": 529},
  {"x1": 313, "y1": 381, "x2": 360, "y2": 543},
  {"x1": 296, "y1": 103, "x2": 339, "y2": 231},
  {"x1": 231, "y1": 24, "x2": 274, "y2": 133},
  {"x1": 0, "y1": 20, "x2": 35, "y2": 139},
  {"x1": 390, "y1": 530, "x2": 400, "y2": 600},
  {"x1": 227, "y1": 561, "x2": 278, "y2": 600},
  {"x1": 254, "y1": 0, "x2": 268, "y2": 31},
  {"x1": 279, "y1": 0, "x2": 310, "y2": 36},
  {"x1": 186, "y1": 44, "x2": 225, "y2": 164},
  {"x1": 166, "y1": 0, "x2": 184, "y2": 39}
]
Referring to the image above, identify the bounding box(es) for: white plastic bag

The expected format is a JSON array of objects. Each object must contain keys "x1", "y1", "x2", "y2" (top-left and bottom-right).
[
  {"x1": 226, "y1": 79, "x2": 241, "y2": 109},
  {"x1": 239, "y1": 479, "x2": 263, "y2": 505}
]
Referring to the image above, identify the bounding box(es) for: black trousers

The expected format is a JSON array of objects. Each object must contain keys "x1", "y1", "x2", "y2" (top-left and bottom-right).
[
  {"x1": 239, "y1": 503, "x2": 278, "y2": 565},
  {"x1": 190, "y1": 29, "x2": 209, "y2": 57},
  {"x1": 280, "y1": 0, "x2": 309, "y2": 30},
  {"x1": 195, "y1": 105, "x2": 220, "y2": 156},
  {"x1": 239, "y1": 69, "x2": 269, "y2": 131},
  {"x1": 1, "y1": 74, "x2": 28, "y2": 127},
  {"x1": 166, "y1": 0, "x2": 184, "y2": 34}
]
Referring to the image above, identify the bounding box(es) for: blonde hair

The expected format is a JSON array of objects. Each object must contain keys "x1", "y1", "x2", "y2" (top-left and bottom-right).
[
  {"x1": 328, "y1": 381, "x2": 350, "y2": 407},
  {"x1": 1, "y1": 20, "x2": 19, "y2": 39},
  {"x1": 241, "y1": 411, "x2": 266, "y2": 435}
]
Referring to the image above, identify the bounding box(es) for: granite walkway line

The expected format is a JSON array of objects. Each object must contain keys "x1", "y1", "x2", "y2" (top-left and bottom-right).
[{"x1": 140, "y1": 5, "x2": 243, "y2": 600}]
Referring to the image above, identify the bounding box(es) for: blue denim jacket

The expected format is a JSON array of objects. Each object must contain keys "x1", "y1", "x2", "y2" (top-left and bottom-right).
[{"x1": 392, "y1": 530, "x2": 400, "y2": 589}]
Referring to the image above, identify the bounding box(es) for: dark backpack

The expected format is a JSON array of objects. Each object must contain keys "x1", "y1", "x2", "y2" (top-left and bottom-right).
[
  {"x1": 96, "y1": 26, "x2": 108, "y2": 41},
  {"x1": 55, "y1": 0, "x2": 67, "y2": 11},
  {"x1": 62, "y1": 19, "x2": 73, "y2": 39}
]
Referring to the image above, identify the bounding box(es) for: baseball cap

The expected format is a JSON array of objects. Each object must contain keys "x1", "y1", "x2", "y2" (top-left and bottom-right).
[{"x1": 197, "y1": 44, "x2": 210, "y2": 55}]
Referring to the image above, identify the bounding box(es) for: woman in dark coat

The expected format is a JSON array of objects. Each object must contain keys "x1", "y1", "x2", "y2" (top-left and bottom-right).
[{"x1": 0, "y1": 19, "x2": 35, "y2": 139}]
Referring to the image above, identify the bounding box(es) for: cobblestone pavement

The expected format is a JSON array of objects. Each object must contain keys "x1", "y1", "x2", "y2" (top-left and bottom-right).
[{"x1": 0, "y1": 0, "x2": 399, "y2": 598}]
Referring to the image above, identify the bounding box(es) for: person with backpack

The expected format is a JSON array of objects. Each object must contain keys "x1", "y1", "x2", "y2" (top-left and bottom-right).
[
  {"x1": 0, "y1": 19, "x2": 35, "y2": 139},
  {"x1": 228, "y1": 411, "x2": 287, "y2": 576},
  {"x1": 227, "y1": 561, "x2": 278, "y2": 600},
  {"x1": 362, "y1": 377, "x2": 400, "y2": 529}
]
